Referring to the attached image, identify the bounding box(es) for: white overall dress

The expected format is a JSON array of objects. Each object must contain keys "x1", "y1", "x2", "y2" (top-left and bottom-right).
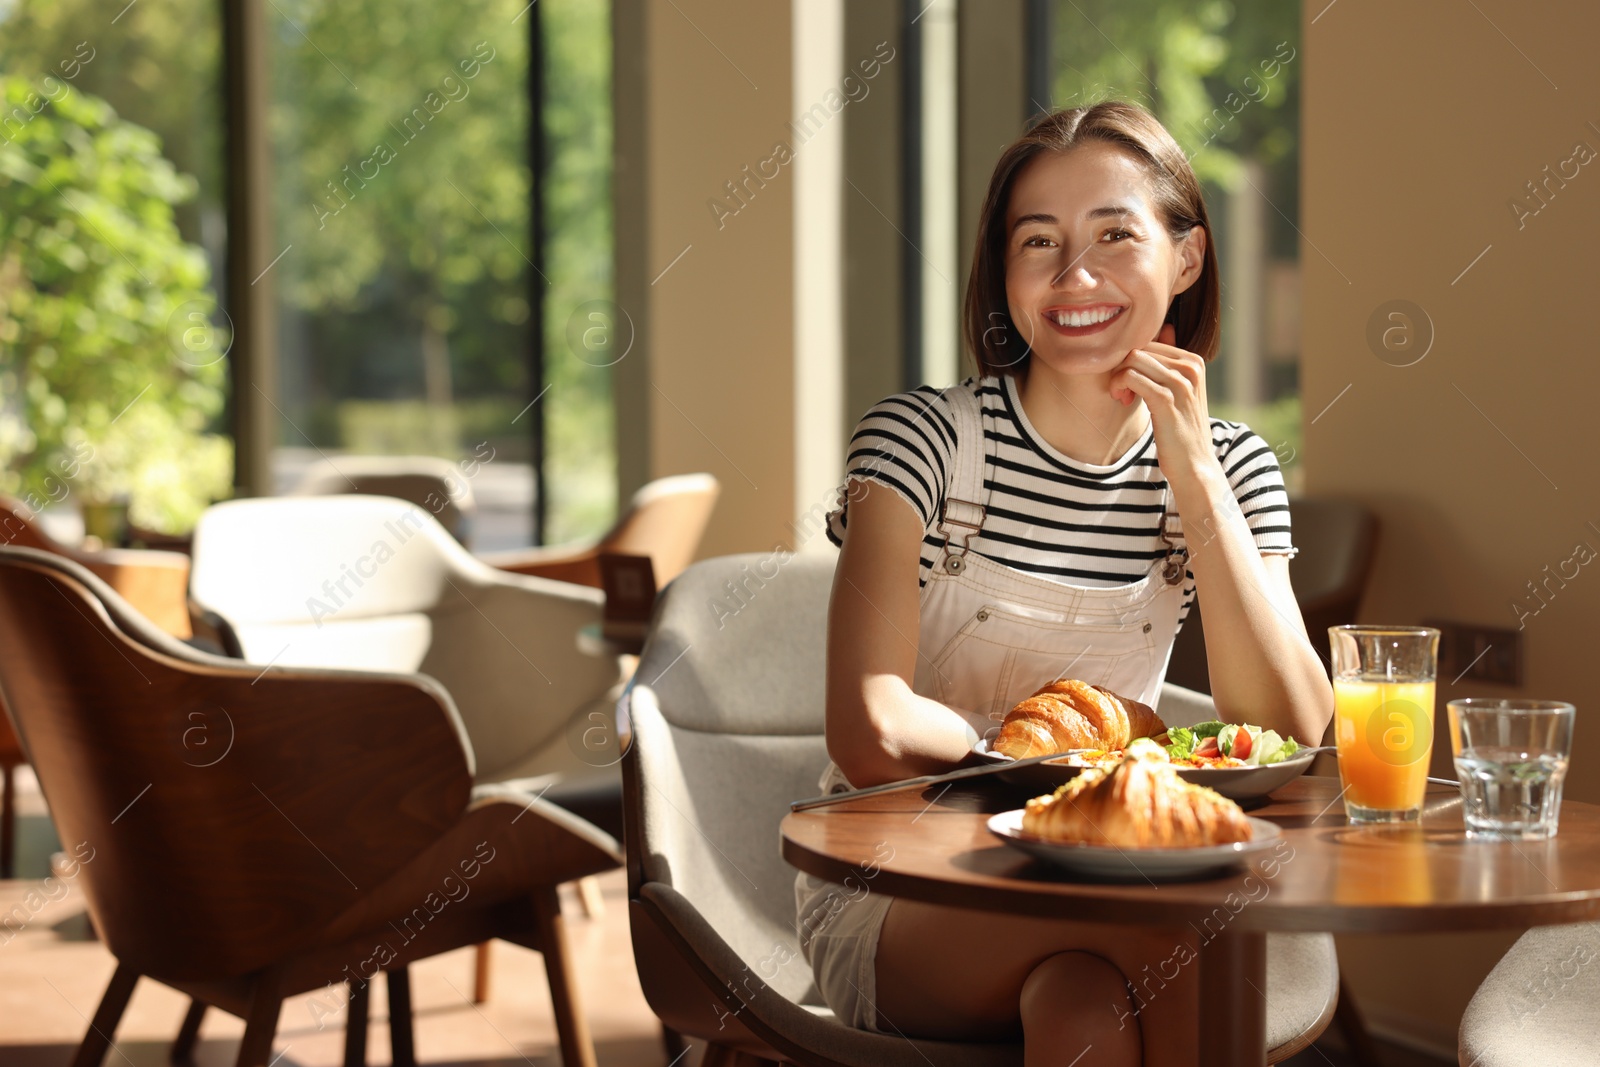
[{"x1": 794, "y1": 382, "x2": 1191, "y2": 1031}]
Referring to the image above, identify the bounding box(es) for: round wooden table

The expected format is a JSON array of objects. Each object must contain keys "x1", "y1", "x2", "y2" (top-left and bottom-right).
[{"x1": 781, "y1": 774, "x2": 1600, "y2": 1066}]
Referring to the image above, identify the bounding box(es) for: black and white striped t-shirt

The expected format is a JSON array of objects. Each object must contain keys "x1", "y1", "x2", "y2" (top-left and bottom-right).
[{"x1": 823, "y1": 374, "x2": 1297, "y2": 628}]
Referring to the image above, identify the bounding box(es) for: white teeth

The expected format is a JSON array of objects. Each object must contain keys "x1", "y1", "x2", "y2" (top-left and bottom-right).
[{"x1": 1051, "y1": 307, "x2": 1121, "y2": 327}]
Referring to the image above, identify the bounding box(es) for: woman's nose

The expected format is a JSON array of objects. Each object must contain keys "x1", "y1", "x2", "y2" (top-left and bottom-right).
[{"x1": 1047, "y1": 258, "x2": 1099, "y2": 291}]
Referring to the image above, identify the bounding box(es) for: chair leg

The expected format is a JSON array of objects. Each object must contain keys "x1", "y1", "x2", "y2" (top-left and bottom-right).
[
  {"x1": 69, "y1": 962, "x2": 140, "y2": 1067},
  {"x1": 1332, "y1": 977, "x2": 1383, "y2": 1067},
  {"x1": 700, "y1": 1045, "x2": 735, "y2": 1067},
  {"x1": 472, "y1": 940, "x2": 491, "y2": 1004},
  {"x1": 234, "y1": 978, "x2": 284, "y2": 1067},
  {"x1": 702, "y1": 1046, "x2": 778, "y2": 1067},
  {"x1": 532, "y1": 884, "x2": 598, "y2": 1067},
  {"x1": 576, "y1": 875, "x2": 606, "y2": 919},
  {"x1": 387, "y1": 968, "x2": 415, "y2": 1067},
  {"x1": 170, "y1": 1000, "x2": 207, "y2": 1062},
  {"x1": 1, "y1": 762, "x2": 15, "y2": 881},
  {"x1": 661, "y1": 1024, "x2": 686, "y2": 1063},
  {"x1": 343, "y1": 978, "x2": 370, "y2": 1067}
]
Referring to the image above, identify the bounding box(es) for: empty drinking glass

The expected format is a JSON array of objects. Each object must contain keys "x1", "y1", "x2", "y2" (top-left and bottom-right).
[{"x1": 1447, "y1": 699, "x2": 1575, "y2": 840}]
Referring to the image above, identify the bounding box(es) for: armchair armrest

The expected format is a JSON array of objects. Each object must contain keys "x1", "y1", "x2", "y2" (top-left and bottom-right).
[{"x1": 480, "y1": 543, "x2": 603, "y2": 587}]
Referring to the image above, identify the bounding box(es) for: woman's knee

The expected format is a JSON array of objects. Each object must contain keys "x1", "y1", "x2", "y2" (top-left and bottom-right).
[{"x1": 1020, "y1": 950, "x2": 1136, "y2": 1041}]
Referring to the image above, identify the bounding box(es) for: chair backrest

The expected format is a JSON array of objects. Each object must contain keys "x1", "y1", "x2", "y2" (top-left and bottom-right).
[
  {"x1": 190, "y1": 495, "x2": 622, "y2": 782},
  {"x1": 1163, "y1": 495, "x2": 1379, "y2": 694},
  {"x1": 602, "y1": 473, "x2": 720, "y2": 586},
  {"x1": 1285, "y1": 496, "x2": 1379, "y2": 609},
  {"x1": 623, "y1": 551, "x2": 834, "y2": 1006},
  {"x1": 290, "y1": 454, "x2": 476, "y2": 545},
  {"x1": 192, "y1": 495, "x2": 464, "y2": 633},
  {"x1": 0, "y1": 546, "x2": 472, "y2": 980}
]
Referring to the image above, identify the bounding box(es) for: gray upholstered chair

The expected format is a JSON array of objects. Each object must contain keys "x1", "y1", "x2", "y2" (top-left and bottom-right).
[
  {"x1": 620, "y1": 551, "x2": 1341, "y2": 1065},
  {"x1": 1458, "y1": 922, "x2": 1600, "y2": 1066}
]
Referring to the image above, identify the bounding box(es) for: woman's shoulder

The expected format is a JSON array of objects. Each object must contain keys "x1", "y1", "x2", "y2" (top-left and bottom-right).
[
  {"x1": 1205, "y1": 414, "x2": 1274, "y2": 461},
  {"x1": 851, "y1": 378, "x2": 969, "y2": 453},
  {"x1": 854, "y1": 375, "x2": 992, "y2": 444}
]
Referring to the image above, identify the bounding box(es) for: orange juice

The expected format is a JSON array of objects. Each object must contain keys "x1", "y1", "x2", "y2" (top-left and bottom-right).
[{"x1": 1334, "y1": 678, "x2": 1436, "y2": 816}]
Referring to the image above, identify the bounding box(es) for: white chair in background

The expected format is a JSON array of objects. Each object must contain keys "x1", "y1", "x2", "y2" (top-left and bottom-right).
[
  {"x1": 190, "y1": 494, "x2": 626, "y2": 795},
  {"x1": 189, "y1": 494, "x2": 630, "y2": 999}
]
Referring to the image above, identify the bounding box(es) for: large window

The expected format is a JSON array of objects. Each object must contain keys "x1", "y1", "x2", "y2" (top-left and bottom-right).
[
  {"x1": 0, "y1": 0, "x2": 613, "y2": 548},
  {"x1": 1040, "y1": 0, "x2": 1304, "y2": 490},
  {"x1": 267, "y1": 0, "x2": 614, "y2": 549}
]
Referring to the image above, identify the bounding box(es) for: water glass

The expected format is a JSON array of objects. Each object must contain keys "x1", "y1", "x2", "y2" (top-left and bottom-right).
[{"x1": 1448, "y1": 699, "x2": 1575, "y2": 840}]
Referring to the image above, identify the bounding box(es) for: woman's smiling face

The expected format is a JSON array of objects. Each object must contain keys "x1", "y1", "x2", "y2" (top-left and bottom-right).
[{"x1": 1003, "y1": 141, "x2": 1204, "y2": 376}]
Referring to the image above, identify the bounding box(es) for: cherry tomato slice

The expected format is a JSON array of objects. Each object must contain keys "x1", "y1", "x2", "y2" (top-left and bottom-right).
[{"x1": 1231, "y1": 728, "x2": 1253, "y2": 760}]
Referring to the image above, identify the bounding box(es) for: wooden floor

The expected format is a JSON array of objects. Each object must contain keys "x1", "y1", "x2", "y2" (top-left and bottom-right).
[{"x1": 0, "y1": 767, "x2": 1451, "y2": 1067}]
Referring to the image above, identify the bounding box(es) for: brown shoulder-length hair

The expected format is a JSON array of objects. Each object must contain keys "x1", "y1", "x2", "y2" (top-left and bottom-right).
[{"x1": 962, "y1": 100, "x2": 1221, "y2": 378}]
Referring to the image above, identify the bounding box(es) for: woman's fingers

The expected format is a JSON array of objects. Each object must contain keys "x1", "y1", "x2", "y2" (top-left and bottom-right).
[
  {"x1": 1112, "y1": 351, "x2": 1193, "y2": 407},
  {"x1": 1113, "y1": 367, "x2": 1173, "y2": 407}
]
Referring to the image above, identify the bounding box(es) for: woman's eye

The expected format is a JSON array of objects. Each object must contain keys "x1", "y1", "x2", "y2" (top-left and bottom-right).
[
  {"x1": 1105, "y1": 228, "x2": 1134, "y2": 242},
  {"x1": 1022, "y1": 235, "x2": 1053, "y2": 248}
]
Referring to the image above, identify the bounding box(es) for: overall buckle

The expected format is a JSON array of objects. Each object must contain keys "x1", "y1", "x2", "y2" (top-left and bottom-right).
[
  {"x1": 1158, "y1": 505, "x2": 1187, "y2": 585},
  {"x1": 939, "y1": 498, "x2": 985, "y2": 574}
]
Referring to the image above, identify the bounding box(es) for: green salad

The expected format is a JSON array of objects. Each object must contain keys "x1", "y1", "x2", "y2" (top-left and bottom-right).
[{"x1": 1163, "y1": 720, "x2": 1303, "y2": 766}]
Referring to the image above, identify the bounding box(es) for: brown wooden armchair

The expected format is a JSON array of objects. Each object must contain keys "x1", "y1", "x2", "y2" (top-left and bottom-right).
[
  {"x1": 0, "y1": 496, "x2": 192, "y2": 878},
  {"x1": 482, "y1": 472, "x2": 720, "y2": 588},
  {"x1": 0, "y1": 545, "x2": 618, "y2": 1067}
]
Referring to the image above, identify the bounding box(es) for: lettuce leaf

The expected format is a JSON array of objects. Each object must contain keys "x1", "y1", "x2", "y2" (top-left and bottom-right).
[
  {"x1": 1164, "y1": 727, "x2": 1197, "y2": 760},
  {"x1": 1259, "y1": 736, "x2": 1302, "y2": 765}
]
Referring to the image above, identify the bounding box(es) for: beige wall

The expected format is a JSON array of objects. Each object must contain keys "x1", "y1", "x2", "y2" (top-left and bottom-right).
[
  {"x1": 618, "y1": 0, "x2": 912, "y2": 557},
  {"x1": 1303, "y1": 0, "x2": 1600, "y2": 1053},
  {"x1": 614, "y1": 0, "x2": 798, "y2": 557}
]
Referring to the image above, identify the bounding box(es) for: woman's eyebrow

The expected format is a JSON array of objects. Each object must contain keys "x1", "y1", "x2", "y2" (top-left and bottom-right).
[{"x1": 1009, "y1": 205, "x2": 1137, "y2": 232}]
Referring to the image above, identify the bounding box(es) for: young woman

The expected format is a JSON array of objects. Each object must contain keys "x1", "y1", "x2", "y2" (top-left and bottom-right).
[{"x1": 793, "y1": 102, "x2": 1335, "y2": 1066}]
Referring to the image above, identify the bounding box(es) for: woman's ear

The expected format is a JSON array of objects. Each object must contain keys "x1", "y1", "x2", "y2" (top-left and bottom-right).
[{"x1": 1171, "y1": 224, "x2": 1207, "y2": 298}]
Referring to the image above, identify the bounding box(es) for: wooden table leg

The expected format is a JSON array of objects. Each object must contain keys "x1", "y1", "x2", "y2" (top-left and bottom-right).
[{"x1": 1198, "y1": 929, "x2": 1267, "y2": 1067}]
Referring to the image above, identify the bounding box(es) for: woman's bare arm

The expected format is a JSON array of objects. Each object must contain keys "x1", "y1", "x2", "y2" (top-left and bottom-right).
[
  {"x1": 1109, "y1": 321, "x2": 1333, "y2": 745},
  {"x1": 1179, "y1": 471, "x2": 1334, "y2": 744},
  {"x1": 825, "y1": 480, "x2": 977, "y2": 788}
]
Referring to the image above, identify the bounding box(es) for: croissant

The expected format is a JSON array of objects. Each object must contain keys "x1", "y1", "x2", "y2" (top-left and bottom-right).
[
  {"x1": 992, "y1": 679, "x2": 1166, "y2": 759},
  {"x1": 1022, "y1": 747, "x2": 1252, "y2": 848}
]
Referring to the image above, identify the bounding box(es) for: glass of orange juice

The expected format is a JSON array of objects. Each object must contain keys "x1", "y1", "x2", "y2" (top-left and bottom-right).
[{"x1": 1328, "y1": 625, "x2": 1441, "y2": 823}]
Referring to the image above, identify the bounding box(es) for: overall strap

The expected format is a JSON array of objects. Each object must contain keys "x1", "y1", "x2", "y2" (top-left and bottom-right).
[
  {"x1": 1158, "y1": 484, "x2": 1189, "y2": 585},
  {"x1": 935, "y1": 381, "x2": 990, "y2": 574}
]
